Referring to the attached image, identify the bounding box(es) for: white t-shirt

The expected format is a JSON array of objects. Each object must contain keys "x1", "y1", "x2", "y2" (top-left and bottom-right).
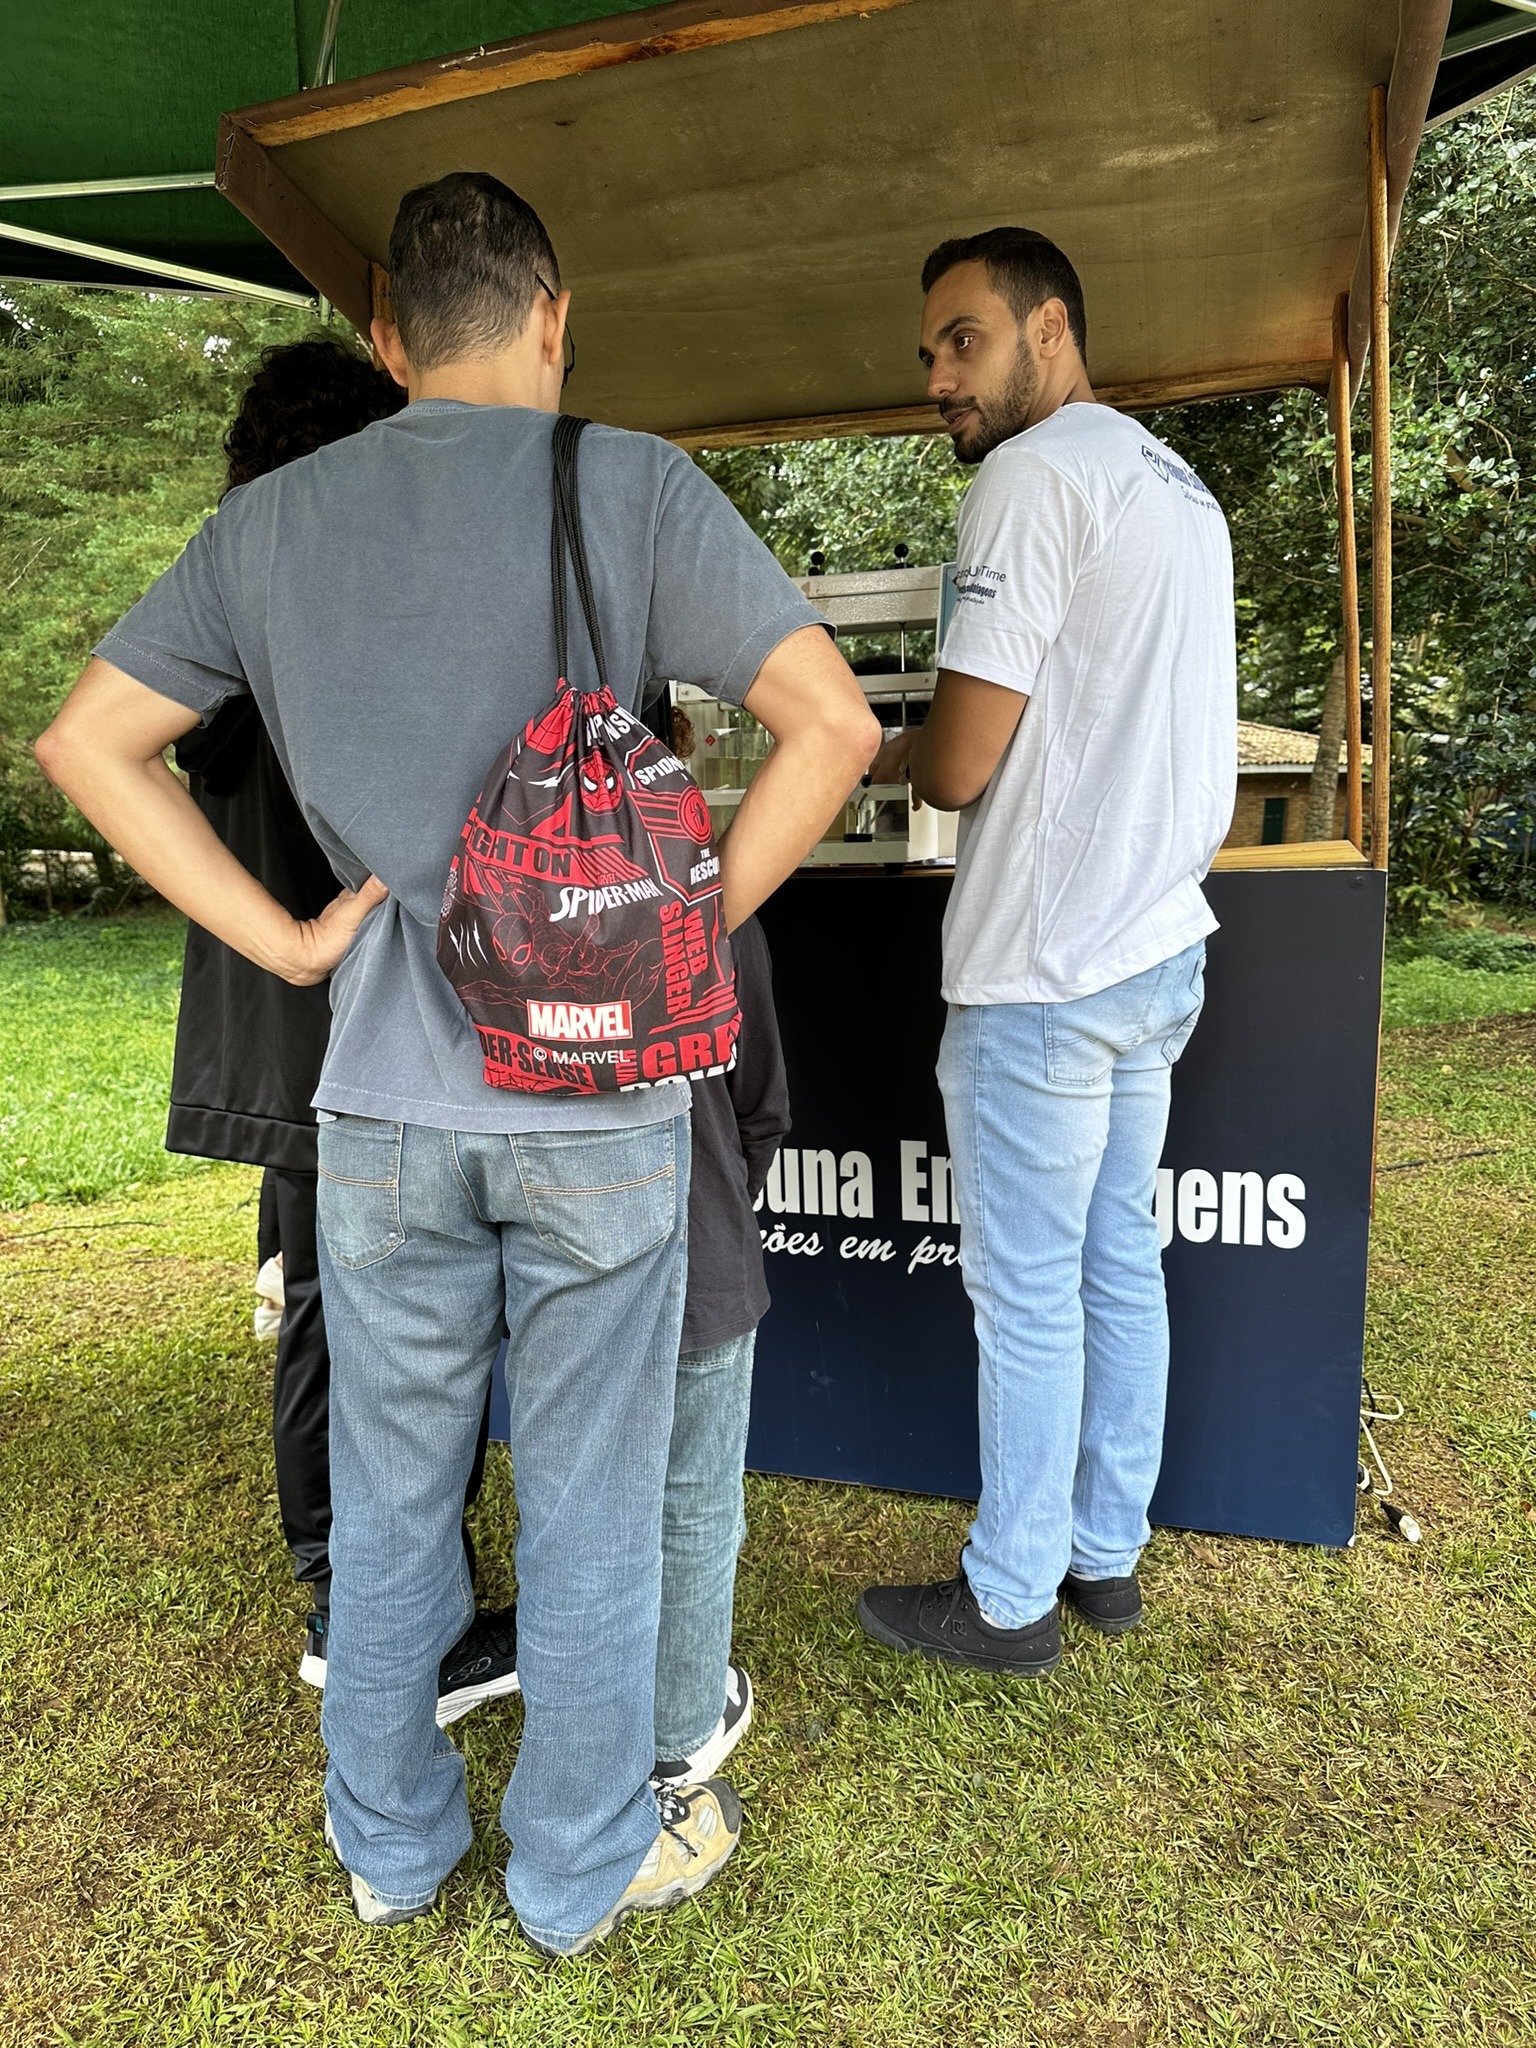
[{"x1": 936, "y1": 402, "x2": 1237, "y2": 1005}]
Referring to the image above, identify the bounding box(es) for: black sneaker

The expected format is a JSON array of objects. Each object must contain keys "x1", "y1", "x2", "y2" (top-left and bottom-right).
[
  {"x1": 856, "y1": 1572, "x2": 1060, "y2": 1676},
  {"x1": 300, "y1": 1611, "x2": 328, "y2": 1689},
  {"x1": 652, "y1": 1664, "x2": 754, "y2": 1785},
  {"x1": 436, "y1": 1603, "x2": 520, "y2": 1726},
  {"x1": 1059, "y1": 1569, "x2": 1143, "y2": 1635}
]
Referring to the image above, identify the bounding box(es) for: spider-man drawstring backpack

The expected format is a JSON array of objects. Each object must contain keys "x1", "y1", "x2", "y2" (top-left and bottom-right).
[{"x1": 436, "y1": 415, "x2": 741, "y2": 1095}]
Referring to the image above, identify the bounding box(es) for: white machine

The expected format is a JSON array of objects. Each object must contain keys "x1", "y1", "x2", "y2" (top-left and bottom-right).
[{"x1": 677, "y1": 561, "x2": 959, "y2": 867}]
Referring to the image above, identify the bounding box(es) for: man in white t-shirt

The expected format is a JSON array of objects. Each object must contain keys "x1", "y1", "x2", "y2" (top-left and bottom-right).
[{"x1": 857, "y1": 227, "x2": 1237, "y2": 1675}]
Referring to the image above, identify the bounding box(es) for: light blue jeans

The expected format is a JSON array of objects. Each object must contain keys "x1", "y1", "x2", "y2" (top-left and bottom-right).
[
  {"x1": 654, "y1": 1330, "x2": 756, "y2": 1760},
  {"x1": 937, "y1": 943, "x2": 1207, "y2": 1628},
  {"x1": 315, "y1": 1111, "x2": 689, "y2": 1953}
]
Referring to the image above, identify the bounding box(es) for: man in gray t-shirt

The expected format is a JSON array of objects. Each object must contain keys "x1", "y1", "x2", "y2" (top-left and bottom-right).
[{"x1": 38, "y1": 172, "x2": 877, "y2": 1956}]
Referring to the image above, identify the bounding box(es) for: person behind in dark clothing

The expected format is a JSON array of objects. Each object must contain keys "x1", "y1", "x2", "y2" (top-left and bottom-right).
[
  {"x1": 642, "y1": 701, "x2": 791, "y2": 1785},
  {"x1": 169, "y1": 338, "x2": 517, "y2": 1721}
]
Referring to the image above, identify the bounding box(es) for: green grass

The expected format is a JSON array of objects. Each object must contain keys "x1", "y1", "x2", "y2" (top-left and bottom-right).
[
  {"x1": 0, "y1": 915, "x2": 202, "y2": 1209},
  {"x1": 1381, "y1": 954, "x2": 1536, "y2": 1029},
  {"x1": 3, "y1": 923, "x2": 1536, "y2": 2046}
]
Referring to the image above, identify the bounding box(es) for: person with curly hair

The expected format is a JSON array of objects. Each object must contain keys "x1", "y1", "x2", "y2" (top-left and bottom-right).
[{"x1": 168, "y1": 338, "x2": 519, "y2": 1722}]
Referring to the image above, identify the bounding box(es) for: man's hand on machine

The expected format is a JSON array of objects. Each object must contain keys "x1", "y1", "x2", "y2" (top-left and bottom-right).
[
  {"x1": 870, "y1": 671, "x2": 1029, "y2": 813},
  {"x1": 722, "y1": 627, "x2": 881, "y2": 927},
  {"x1": 867, "y1": 728, "x2": 922, "y2": 804}
]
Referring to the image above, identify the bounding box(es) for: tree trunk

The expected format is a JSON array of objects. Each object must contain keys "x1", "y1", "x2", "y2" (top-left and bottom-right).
[
  {"x1": 1304, "y1": 651, "x2": 1349, "y2": 840},
  {"x1": 92, "y1": 847, "x2": 117, "y2": 891}
]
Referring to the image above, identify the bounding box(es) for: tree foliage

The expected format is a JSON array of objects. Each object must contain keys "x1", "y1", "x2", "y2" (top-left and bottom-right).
[{"x1": 0, "y1": 288, "x2": 321, "y2": 863}]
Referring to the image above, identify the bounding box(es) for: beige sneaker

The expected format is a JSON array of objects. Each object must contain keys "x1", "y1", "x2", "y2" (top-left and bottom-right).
[{"x1": 528, "y1": 1779, "x2": 742, "y2": 1958}]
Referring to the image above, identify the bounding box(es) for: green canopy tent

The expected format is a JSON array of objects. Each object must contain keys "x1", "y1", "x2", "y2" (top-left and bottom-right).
[
  {"x1": 0, "y1": 2, "x2": 681, "y2": 300},
  {"x1": 2, "y1": 0, "x2": 1533, "y2": 310}
]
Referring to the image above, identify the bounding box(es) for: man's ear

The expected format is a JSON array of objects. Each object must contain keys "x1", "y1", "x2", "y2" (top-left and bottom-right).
[
  {"x1": 370, "y1": 317, "x2": 410, "y2": 389},
  {"x1": 543, "y1": 288, "x2": 572, "y2": 368},
  {"x1": 1034, "y1": 297, "x2": 1070, "y2": 360}
]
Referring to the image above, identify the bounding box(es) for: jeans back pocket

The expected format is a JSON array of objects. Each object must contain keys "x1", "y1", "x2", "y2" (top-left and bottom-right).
[
  {"x1": 514, "y1": 1121, "x2": 680, "y2": 1273},
  {"x1": 317, "y1": 1117, "x2": 406, "y2": 1270}
]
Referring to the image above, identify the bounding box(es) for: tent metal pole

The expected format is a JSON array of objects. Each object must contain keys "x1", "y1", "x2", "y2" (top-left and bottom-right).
[
  {"x1": 0, "y1": 216, "x2": 313, "y2": 307},
  {"x1": 1368, "y1": 83, "x2": 1393, "y2": 871},
  {"x1": 310, "y1": 0, "x2": 348, "y2": 89},
  {"x1": 0, "y1": 174, "x2": 216, "y2": 202},
  {"x1": 1331, "y1": 293, "x2": 1365, "y2": 852}
]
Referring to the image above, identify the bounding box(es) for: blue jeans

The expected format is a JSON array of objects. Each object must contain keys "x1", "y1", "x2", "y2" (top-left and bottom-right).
[
  {"x1": 654, "y1": 1331, "x2": 756, "y2": 1759},
  {"x1": 315, "y1": 1112, "x2": 689, "y2": 1952},
  {"x1": 937, "y1": 943, "x2": 1207, "y2": 1628}
]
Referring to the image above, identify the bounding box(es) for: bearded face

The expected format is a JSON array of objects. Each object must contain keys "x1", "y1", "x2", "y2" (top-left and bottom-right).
[{"x1": 943, "y1": 340, "x2": 1041, "y2": 466}]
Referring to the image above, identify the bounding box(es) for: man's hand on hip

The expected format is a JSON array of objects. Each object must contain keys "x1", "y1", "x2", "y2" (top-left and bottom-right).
[
  {"x1": 281, "y1": 877, "x2": 391, "y2": 985},
  {"x1": 35, "y1": 656, "x2": 384, "y2": 983}
]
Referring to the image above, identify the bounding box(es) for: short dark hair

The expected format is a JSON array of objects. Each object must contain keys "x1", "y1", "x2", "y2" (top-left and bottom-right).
[
  {"x1": 921, "y1": 227, "x2": 1087, "y2": 360},
  {"x1": 388, "y1": 171, "x2": 561, "y2": 370},
  {"x1": 222, "y1": 338, "x2": 405, "y2": 495}
]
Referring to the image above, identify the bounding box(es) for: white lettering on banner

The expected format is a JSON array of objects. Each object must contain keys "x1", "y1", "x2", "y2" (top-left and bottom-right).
[
  {"x1": 1221, "y1": 1170, "x2": 1265, "y2": 1246},
  {"x1": 759, "y1": 1226, "x2": 823, "y2": 1256},
  {"x1": 840, "y1": 1235, "x2": 896, "y2": 1262},
  {"x1": 1178, "y1": 1169, "x2": 1219, "y2": 1244},
  {"x1": 802, "y1": 1149, "x2": 839, "y2": 1216},
  {"x1": 899, "y1": 1140, "x2": 954, "y2": 1223},
  {"x1": 1156, "y1": 1169, "x2": 1308, "y2": 1250},
  {"x1": 526, "y1": 998, "x2": 633, "y2": 1043},
  {"x1": 759, "y1": 1147, "x2": 876, "y2": 1219},
  {"x1": 907, "y1": 1233, "x2": 962, "y2": 1276},
  {"x1": 840, "y1": 1151, "x2": 875, "y2": 1218},
  {"x1": 754, "y1": 1144, "x2": 1308, "y2": 1259},
  {"x1": 1265, "y1": 1174, "x2": 1307, "y2": 1249}
]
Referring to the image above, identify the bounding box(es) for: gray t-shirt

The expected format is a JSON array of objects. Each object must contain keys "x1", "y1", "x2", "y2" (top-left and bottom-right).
[{"x1": 96, "y1": 401, "x2": 821, "y2": 1133}]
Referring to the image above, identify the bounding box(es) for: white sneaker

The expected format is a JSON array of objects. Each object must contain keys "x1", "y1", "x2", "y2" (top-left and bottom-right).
[
  {"x1": 324, "y1": 1813, "x2": 438, "y2": 1927},
  {"x1": 524, "y1": 1779, "x2": 742, "y2": 1958},
  {"x1": 652, "y1": 1663, "x2": 753, "y2": 1785},
  {"x1": 254, "y1": 1254, "x2": 284, "y2": 1341}
]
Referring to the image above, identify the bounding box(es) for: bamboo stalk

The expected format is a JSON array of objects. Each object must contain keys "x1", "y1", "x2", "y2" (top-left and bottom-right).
[
  {"x1": 1368, "y1": 84, "x2": 1392, "y2": 870},
  {"x1": 1331, "y1": 293, "x2": 1365, "y2": 851}
]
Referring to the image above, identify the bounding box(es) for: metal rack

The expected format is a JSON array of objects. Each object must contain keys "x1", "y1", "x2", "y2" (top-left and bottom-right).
[{"x1": 679, "y1": 562, "x2": 958, "y2": 868}]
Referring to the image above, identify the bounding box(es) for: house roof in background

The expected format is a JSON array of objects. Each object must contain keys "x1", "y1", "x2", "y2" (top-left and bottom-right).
[{"x1": 1239, "y1": 722, "x2": 1373, "y2": 771}]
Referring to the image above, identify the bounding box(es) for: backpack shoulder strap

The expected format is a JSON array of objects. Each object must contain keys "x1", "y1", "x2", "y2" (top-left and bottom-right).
[{"x1": 550, "y1": 414, "x2": 610, "y2": 693}]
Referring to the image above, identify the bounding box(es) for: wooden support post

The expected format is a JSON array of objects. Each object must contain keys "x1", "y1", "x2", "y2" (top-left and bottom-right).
[
  {"x1": 1367, "y1": 84, "x2": 1392, "y2": 870},
  {"x1": 1331, "y1": 293, "x2": 1365, "y2": 852},
  {"x1": 215, "y1": 119, "x2": 374, "y2": 333}
]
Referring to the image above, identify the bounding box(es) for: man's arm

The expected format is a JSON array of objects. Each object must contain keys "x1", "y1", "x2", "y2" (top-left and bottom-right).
[
  {"x1": 719, "y1": 626, "x2": 880, "y2": 929},
  {"x1": 868, "y1": 671, "x2": 1029, "y2": 813},
  {"x1": 35, "y1": 658, "x2": 386, "y2": 985}
]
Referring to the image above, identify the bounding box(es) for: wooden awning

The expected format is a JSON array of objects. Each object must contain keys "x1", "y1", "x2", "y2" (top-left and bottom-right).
[{"x1": 216, "y1": 0, "x2": 1453, "y2": 444}]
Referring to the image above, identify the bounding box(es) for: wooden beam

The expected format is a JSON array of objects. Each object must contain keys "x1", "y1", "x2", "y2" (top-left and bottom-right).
[
  {"x1": 237, "y1": 0, "x2": 919, "y2": 147},
  {"x1": 667, "y1": 361, "x2": 1332, "y2": 451},
  {"x1": 1367, "y1": 85, "x2": 1393, "y2": 872},
  {"x1": 1210, "y1": 840, "x2": 1368, "y2": 873},
  {"x1": 215, "y1": 119, "x2": 373, "y2": 332},
  {"x1": 1343, "y1": 0, "x2": 1451, "y2": 394},
  {"x1": 1331, "y1": 293, "x2": 1365, "y2": 853}
]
